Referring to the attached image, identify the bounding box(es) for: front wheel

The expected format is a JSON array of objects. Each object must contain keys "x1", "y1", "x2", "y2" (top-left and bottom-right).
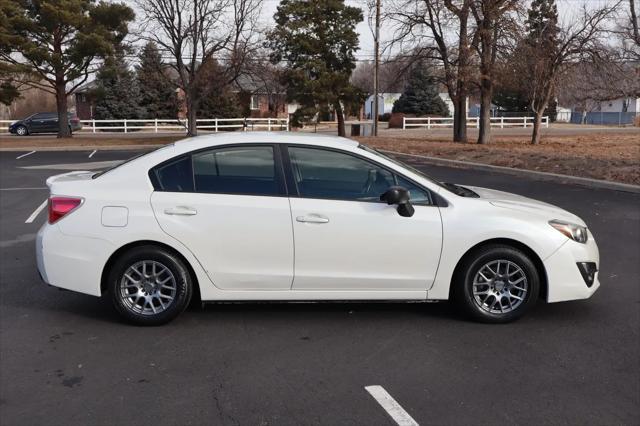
[
  {"x1": 108, "y1": 246, "x2": 193, "y2": 325},
  {"x1": 16, "y1": 125, "x2": 28, "y2": 136},
  {"x1": 452, "y1": 245, "x2": 539, "y2": 323}
]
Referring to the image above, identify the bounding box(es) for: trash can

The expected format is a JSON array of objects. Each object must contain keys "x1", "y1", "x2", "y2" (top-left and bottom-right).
[{"x1": 350, "y1": 124, "x2": 361, "y2": 136}]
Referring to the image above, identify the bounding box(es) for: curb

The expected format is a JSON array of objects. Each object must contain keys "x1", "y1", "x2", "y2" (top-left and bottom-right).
[{"x1": 381, "y1": 150, "x2": 640, "y2": 194}]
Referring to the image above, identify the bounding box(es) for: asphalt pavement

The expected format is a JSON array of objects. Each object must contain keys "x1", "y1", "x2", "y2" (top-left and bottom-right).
[{"x1": 0, "y1": 149, "x2": 638, "y2": 426}]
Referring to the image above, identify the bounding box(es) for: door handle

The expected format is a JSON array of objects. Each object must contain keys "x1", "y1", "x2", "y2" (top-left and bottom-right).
[
  {"x1": 296, "y1": 214, "x2": 329, "y2": 224},
  {"x1": 164, "y1": 206, "x2": 197, "y2": 216}
]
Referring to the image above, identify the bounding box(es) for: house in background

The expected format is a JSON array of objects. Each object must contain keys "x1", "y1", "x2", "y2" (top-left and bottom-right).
[
  {"x1": 364, "y1": 92, "x2": 466, "y2": 118},
  {"x1": 74, "y1": 75, "x2": 288, "y2": 120},
  {"x1": 566, "y1": 96, "x2": 640, "y2": 125}
]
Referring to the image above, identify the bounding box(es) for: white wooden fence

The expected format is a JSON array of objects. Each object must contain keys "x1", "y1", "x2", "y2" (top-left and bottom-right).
[
  {"x1": 402, "y1": 116, "x2": 549, "y2": 129},
  {"x1": 0, "y1": 117, "x2": 289, "y2": 134}
]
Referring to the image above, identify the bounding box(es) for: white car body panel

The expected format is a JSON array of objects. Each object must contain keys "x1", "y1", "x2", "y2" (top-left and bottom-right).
[
  {"x1": 289, "y1": 198, "x2": 442, "y2": 291},
  {"x1": 36, "y1": 132, "x2": 600, "y2": 307},
  {"x1": 151, "y1": 191, "x2": 294, "y2": 290}
]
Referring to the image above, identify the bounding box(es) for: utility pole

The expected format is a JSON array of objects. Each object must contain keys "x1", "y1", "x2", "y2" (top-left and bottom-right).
[{"x1": 372, "y1": 0, "x2": 380, "y2": 136}]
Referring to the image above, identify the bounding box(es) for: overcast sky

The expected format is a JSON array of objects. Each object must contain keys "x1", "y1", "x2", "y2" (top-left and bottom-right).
[{"x1": 255, "y1": 0, "x2": 621, "y2": 58}]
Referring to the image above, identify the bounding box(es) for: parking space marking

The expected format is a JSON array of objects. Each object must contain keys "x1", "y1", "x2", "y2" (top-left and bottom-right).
[
  {"x1": 365, "y1": 385, "x2": 419, "y2": 426},
  {"x1": 0, "y1": 187, "x2": 47, "y2": 191},
  {"x1": 16, "y1": 151, "x2": 36, "y2": 159},
  {"x1": 25, "y1": 199, "x2": 48, "y2": 224},
  {"x1": 89, "y1": 150, "x2": 97, "y2": 158}
]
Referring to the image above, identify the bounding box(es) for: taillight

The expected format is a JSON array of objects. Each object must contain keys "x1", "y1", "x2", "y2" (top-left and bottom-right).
[{"x1": 48, "y1": 197, "x2": 83, "y2": 224}]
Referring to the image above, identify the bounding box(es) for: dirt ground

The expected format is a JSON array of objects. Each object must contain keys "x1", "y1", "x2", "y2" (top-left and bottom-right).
[
  {"x1": 357, "y1": 132, "x2": 640, "y2": 185},
  {"x1": 1, "y1": 130, "x2": 638, "y2": 185}
]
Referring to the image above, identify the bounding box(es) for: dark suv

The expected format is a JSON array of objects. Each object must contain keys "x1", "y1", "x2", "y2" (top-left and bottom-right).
[{"x1": 9, "y1": 112, "x2": 82, "y2": 136}]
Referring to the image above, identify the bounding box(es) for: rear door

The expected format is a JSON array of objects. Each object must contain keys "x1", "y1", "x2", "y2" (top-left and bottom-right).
[{"x1": 150, "y1": 144, "x2": 295, "y2": 291}]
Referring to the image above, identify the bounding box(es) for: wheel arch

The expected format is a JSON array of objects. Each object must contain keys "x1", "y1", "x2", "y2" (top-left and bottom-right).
[
  {"x1": 100, "y1": 240, "x2": 201, "y2": 303},
  {"x1": 448, "y1": 238, "x2": 548, "y2": 300}
]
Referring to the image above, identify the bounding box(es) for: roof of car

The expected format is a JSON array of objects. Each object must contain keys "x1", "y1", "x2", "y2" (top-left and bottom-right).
[{"x1": 170, "y1": 131, "x2": 359, "y2": 153}]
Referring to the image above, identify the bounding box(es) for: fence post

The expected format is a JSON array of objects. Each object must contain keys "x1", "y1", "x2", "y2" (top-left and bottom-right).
[
  {"x1": 286, "y1": 117, "x2": 290, "y2": 132},
  {"x1": 154, "y1": 118, "x2": 158, "y2": 133},
  {"x1": 402, "y1": 116, "x2": 406, "y2": 130},
  {"x1": 427, "y1": 116, "x2": 431, "y2": 129},
  {"x1": 268, "y1": 118, "x2": 271, "y2": 131},
  {"x1": 476, "y1": 117, "x2": 479, "y2": 129},
  {"x1": 523, "y1": 117, "x2": 527, "y2": 128},
  {"x1": 124, "y1": 119, "x2": 127, "y2": 133},
  {"x1": 501, "y1": 117, "x2": 504, "y2": 129},
  {"x1": 92, "y1": 119, "x2": 96, "y2": 133},
  {"x1": 215, "y1": 118, "x2": 218, "y2": 133}
]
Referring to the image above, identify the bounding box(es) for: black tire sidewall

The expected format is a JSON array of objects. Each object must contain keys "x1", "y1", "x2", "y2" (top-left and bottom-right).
[
  {"x1": 108, "y1": 246, "x2": 192, "y2": 325},
  {"x1": 456, "y1": 245, "x2": 539, "y2": 323}
]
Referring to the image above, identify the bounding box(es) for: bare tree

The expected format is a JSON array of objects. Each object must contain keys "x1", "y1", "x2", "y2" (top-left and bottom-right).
[
  {"x1": 389, "y1": 0, "x2": 477, "y2": 143},
  {"x1": 351, "y1": 59, "x2": 411, "y2": 95},
  {"x1": 523, "y1": 2, "x2": 618, "y2": 144},
  {"x1": 136, "y1": 0, "x2": 263, "y2": 136},
  {"x1": 617, "y1": 0, "x2": 640, "y2": 60},
  {"x1": 470, "y1": 0, "x2": 520, "y2": 144}
]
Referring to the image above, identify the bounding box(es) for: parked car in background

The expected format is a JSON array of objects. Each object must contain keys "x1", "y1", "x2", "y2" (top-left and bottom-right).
[
  {"x1": 36, "y1": 133, "x2": 600, "y2": 325},
  {"x1": 8, "y1": 112, "x2": 82, "y2": 136}
]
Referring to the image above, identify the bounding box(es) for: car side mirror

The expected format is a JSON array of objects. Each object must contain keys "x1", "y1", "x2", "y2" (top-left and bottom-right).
[{"x1": 380, "y1": 186, "x2": 415, "y2": 218}]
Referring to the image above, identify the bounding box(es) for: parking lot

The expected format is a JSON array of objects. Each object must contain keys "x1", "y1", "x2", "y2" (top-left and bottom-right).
[{"x1": 0, "y1": 148, "x2": 638, "y2": 425}]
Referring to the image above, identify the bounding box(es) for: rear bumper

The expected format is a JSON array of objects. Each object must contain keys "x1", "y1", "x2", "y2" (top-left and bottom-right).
[
  {"x1": 544, "y1": 232, "x2": 600, "y2": 303},
  {"x1": 36, "y1": 223, "x2": 114, "y2": 297}
]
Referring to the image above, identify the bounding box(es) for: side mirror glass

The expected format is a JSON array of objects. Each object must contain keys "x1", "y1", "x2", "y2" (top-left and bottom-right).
[{"x1": 380, "y1": 186, "x2": 415, "y2": 217}]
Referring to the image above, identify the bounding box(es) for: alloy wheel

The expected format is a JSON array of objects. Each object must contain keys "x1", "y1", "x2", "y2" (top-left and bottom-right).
[
  {"x1": 119, "y1": 260, "x2": 177, "y2": 315},
  {"x1": 472, "y1": 259, "x2": 528, "y2": 314}
]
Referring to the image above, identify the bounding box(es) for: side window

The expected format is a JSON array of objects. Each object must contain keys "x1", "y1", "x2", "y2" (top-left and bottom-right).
[
  {"x1": 288, "y1": 147, "x2": 394, "y2": 201},
  {"x1": 192, "y1": 146, "x2": 280, "y2": 196},
  {"x1": 154, "y1": 156, "x2": 194, "y2": 192},
  {"x1": 396, "y1": 176, "x2": 432, "y2": 205}
]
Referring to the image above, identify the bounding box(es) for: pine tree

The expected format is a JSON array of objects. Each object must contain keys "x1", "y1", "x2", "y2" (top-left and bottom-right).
[
  {"x1": 523, "y1": 0, "x2": 560, "y2": 144},
  {"x1": 267, "y1": 0, "x2": 365, "y2": 136},
  {"x1": 93, "y1": 55, "x2": 146, "y2": 124},
  {"x1": 525, "y1": 0, "x2": 559, "y2": 53},
  {"x1": 392, "y1": 63, "x2": 449, "y2": 116},
  {"x1": 136, "y1": 42, "x2": 178, "y2": 119}
]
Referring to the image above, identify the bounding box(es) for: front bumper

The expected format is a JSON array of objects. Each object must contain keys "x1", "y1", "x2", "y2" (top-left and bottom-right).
[
  {"x1": 544, "y1": 231, "x2": 600, "y2": 303},
  {"x1": 36, "y1": 223, "x2": 113, "y2": 297}
]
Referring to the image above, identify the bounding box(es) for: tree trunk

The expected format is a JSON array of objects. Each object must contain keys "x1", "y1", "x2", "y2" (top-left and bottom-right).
[
  {"x1": 335, "y1": 101, "x2": 346, "y2": 137},
  {"x1": 477, "y1": 78, "x2": 493, "y2": 144},
  {"x1": 56, "y1": 79, "x2": 71, "y2": 138},
  {"x1": 453, "y1": 94, "x2": 468, "y2": 143},
  {"x1": 186, "y1": 90, "x2": 198, "y2": 136},
  {"x1": 531, "y1": 112, "x2": 544, "y2": 145}
]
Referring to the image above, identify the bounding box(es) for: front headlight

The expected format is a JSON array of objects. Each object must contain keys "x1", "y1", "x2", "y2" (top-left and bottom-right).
[{"x1": 549, "y1": 220, "x2": 588, "y2": 243}]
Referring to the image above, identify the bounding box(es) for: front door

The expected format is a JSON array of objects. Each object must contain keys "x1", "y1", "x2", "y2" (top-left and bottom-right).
[
  {"x1": 286, "y1": 146, "x2": 443, "y2": 291},
  {"x1": 150, "y1": 145, "x2": 294, "y2": 290}
]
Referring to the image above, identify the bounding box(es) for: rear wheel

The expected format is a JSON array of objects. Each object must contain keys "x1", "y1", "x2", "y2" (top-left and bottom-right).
[
  {"x1": 16, "y1": 125, "x2": 28, "y2": 136},
  {"x1": 108, "y1": 246, "x2": 193, "y2": 325},
  {"x1": 452, "y1": 244, "x2": 539, "y2": 323}
]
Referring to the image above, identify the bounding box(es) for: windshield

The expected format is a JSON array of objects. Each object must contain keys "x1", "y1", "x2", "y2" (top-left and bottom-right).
[{"x1": 358, "y1": 144, "x2": 448, "y2": 190}]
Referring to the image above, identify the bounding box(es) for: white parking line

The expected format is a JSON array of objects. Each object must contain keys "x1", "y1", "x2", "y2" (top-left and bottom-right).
[
  {"x1": 0, "y1": 187, "x2": 47, "y2": 191},
  {"x1": 25, "y1": 199, "x2": 48, "y2": 224},
  {"x1": 88, "y1": 150, "x2": 97, "y2": 158},
  {"x1": 16, "y1": 151, "x2": 36, "y2": 159},
  {"x1": 365, "y1": 385, "x2": 419, "y2": 426}
]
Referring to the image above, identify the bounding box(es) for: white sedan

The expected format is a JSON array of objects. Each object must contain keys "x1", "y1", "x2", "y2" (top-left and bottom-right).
[{"x1": 36, "y1": 133, "x2": 600, "y2": 325}]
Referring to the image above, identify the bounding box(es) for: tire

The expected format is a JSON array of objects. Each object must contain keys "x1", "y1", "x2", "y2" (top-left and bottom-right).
[
  {"x1": 452, "y1": 244, "x2": 539, "y2": 323},
  {"x1": 16, "y1": 125, "x2": 28, "y2": 136},
  {"x1": 108, "y1": 245, "x2": 193, "y2": 325}
]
